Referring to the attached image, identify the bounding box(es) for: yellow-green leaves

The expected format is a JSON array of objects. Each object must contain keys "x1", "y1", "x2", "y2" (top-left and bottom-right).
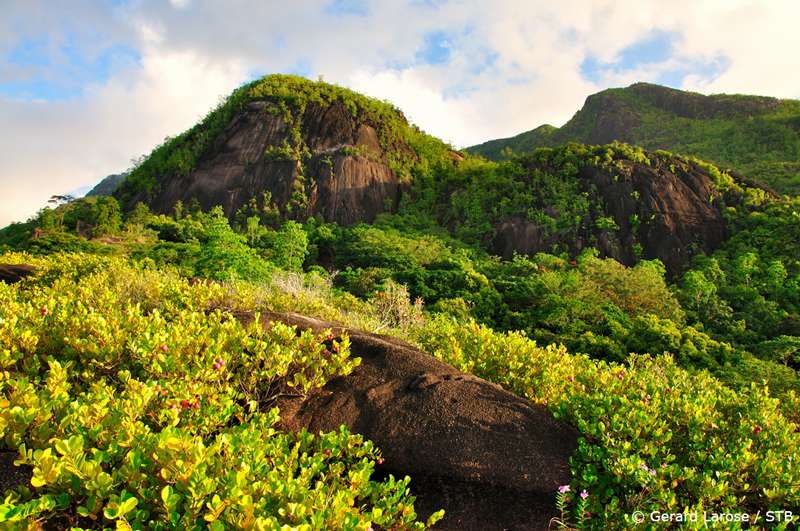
[{"x1": 0, "y1": 252, "x2": 432, "y2": 529}]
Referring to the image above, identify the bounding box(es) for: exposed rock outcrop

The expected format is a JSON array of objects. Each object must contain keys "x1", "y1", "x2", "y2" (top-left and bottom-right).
[
  {"x1": 0, "y1": 264, "x2": 579, "y2": 529},
  {"x1": 131, "y1": 100, "x2": 407, "y2": 226},
  {"x1": 493, "y1": 154, "x2": 728, "y2": 275},
  {"x1": 257, "y1": 311, "x2": 580, "y2": 530},
  {"x1": 86, "y1": 173, "x2": 127, "y2": 197}
]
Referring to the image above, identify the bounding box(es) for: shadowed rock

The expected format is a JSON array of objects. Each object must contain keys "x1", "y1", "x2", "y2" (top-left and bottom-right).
[
  {"x1": 0, "y1": 264, "x2": 36, "y2": 284},
  {"x1": 256, "y1": 311, "x2": 580, "y2": 530}
]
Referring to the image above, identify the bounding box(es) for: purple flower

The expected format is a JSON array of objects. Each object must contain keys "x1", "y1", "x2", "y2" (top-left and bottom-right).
[
  {"x1": 640, "y1": 463, "x2": 657, "y2": 476},
  {"x1": 661, "y1": 463, "x2": 667, "y2": 469},
  {"x1": 580, "y1": 490, "x2": 588, "y2": 500},
  {"x1": 558, "y1": 485, "x2": 571, "y2": 494}
]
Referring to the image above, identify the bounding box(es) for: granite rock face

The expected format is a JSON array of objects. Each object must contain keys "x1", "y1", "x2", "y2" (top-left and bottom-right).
[
  {"x1": 0, "y1": 264, "x2": 36, "y2": 284},
  {"x1": 131, "y1": 100, "x2": 406, "y2": 226},
  {"x1": 493, "y1": 155, "x2": 729, "y2": 275}
]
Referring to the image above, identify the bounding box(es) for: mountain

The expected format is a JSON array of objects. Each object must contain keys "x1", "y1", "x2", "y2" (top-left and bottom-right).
[
  {"x1": 468, "y1": 82, "x2": 800, "y2": 195},
  {"x1": 86, "y1": 172, "x2": 127, "y2": 197},
  {"x1": 115, "y1": 74, "x2": 454, "y2": 225}
]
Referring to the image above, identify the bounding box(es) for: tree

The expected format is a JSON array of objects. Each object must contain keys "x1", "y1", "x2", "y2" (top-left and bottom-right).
[
  {"x1": 271, "y1": 221, "x2": 309, "y2": 271},
  {"x1": 195, "y1": 207, "x2": 270, "y2": 280}
]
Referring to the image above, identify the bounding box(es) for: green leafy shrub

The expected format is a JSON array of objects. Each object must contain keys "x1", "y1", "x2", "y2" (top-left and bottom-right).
[{"x1": 0, "y1": 253, "x2": 440, "y2": 529}]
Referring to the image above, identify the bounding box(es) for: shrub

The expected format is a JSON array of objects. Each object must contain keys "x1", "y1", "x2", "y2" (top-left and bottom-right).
[{"x1": 0, "y1": 253, "x2": 440, "y2": 529}]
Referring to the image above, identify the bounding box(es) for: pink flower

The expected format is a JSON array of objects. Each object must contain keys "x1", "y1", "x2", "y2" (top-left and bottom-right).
[
  {"x1": 753, "y1": 425, "x2": 763, "y2": 434},
  {"x1": 161, "y1": 344, "x2": 168, "y2": 353},
  {"x1": 580, "y1": 490, "x2": 588, "y2": 500},
  {"x1": 377, "y1": 457, "x2": 384, "y2": 465},
  {"x1": 558, "y1": 485, "x2": 570, "y2": 494},
  {"x1": 542, "y1": 399, "x2": 548, "y2": 406},
  {"x1": 213, "y1": 357, "x2": 225, "y2": 370}
]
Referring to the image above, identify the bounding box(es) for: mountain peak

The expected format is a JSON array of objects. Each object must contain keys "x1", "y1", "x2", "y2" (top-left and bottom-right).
[
  {"x1": 113, "y1": 74, "x2": 453, "y2": 224},
  {"x1": 468, "y1": 82, "x2": 800, "y2": 194}
]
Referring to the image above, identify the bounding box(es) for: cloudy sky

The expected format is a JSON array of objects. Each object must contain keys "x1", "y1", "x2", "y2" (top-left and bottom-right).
[{"x1": 2, "y1": 0, "x2": 799, "y2": 227}]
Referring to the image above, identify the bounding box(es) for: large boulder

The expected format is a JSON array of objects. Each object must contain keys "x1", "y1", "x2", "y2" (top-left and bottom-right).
[
  {"x1": 260, "y1": 312, "x2": 580, "y2": 530},
  {"x1": 0, "y1": 264, "x2": 36, "y2": 284}
]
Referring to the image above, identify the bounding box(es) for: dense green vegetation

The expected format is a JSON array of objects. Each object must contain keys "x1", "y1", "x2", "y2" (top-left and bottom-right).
[
  {"x1": 4, "y1": 139, "x2": 800, "y2": 398},
  {"x1": 469, "y1": 82, "x2": 800, "y2": 195},
  {"x1": 415, "y1": 317, "x2": 799, "y2": 528},
  {"x1": 2, "y1": 246, "x2": 798, "y2": 528}
]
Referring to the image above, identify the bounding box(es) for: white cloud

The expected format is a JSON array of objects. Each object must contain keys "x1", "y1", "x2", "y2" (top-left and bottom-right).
[
  {"x1": 2, "y1": 0, "x2": 799, "y2": 226},
  {"x1": 0, "y1": 46, "x2": 249, "y2": 226}
]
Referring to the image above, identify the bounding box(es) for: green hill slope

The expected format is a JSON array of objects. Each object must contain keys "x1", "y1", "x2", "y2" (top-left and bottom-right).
[{"x1": 469, "y1": 82, "x2": 800, "y2": 195}]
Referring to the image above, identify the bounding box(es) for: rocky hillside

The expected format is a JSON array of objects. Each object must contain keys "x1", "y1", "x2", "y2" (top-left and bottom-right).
[
  {"x1": 115, "y1": 75, "x2": 453, "y2": 225},
  {"x1": 111, "y1": 76, "x2": 773, "y2": 275},
  {"x1": 407, "y1": 143, "x2": 744, "y2": 276},
  {"x1": 468, "y1": 82, "x2": 800, "y2": 194}
]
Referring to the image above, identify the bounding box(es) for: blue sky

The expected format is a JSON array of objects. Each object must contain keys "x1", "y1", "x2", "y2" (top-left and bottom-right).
[{"x1": 1, "y1": 0, "x2": 799, "y2": 227}]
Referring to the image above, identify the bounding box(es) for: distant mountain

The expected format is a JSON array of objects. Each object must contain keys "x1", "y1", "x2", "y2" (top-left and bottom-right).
[
  {"x1": 86, "y1": 173, "x2": 127, "y2": 197},
  {"x1": 468, "y1": 82, "x2": 800, "y2": 195}
]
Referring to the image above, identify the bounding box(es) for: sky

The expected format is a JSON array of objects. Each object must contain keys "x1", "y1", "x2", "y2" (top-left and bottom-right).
[{"x1": 2, "y1": 0, "x2": 799, "y2": 227}]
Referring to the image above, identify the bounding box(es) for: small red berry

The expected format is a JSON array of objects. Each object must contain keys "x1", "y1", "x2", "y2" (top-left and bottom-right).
[
  {"x1": 40, "y1": 307, "x2": 48, "y2": 316},
  {"x1": 180, "y1": 399, "x2": 189, "y2": 409},
  {"x1": 754, "y1": 425, "x2": 763, "y2": 434},
  {"x1": 323, "y1": 449, "x2": 331, "y2": 456},
  {"x1": 161, "y1": 344, "x2": 168, "y2": 353}
]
